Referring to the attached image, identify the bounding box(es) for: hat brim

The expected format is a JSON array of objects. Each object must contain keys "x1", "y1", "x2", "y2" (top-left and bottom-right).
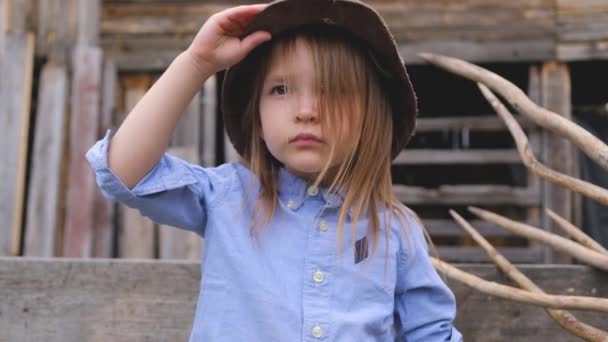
[{"x1": 221, "y1": 0, "x2": 417, "y2": 160}]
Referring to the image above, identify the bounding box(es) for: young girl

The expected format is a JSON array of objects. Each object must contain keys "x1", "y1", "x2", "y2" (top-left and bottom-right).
[{"x1": 87, "y1": 0, "x2": 463, "y2": 340}]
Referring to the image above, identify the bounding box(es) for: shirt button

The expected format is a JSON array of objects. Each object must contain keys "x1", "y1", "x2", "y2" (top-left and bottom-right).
[
  {"x1": 313, "y1": 270, "x2": 325, "y2": 283},
  {"x1": 307, "y1": 186, "x2": 319, "y2": 196},
  {"x1": 311, "y1": 325, "x2": 323, "y2": 338},
  {"x1": 286, "y1": 200, "x2": 296, "y2": 208},
  {"x1": 319, "y1": 220, "x2": 328, "y2": 232}
]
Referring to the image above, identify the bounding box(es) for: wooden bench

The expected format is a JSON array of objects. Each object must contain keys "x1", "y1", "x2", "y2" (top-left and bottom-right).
[{"x1": 1, "y1": 257, "x2": 606, "y2": 341}]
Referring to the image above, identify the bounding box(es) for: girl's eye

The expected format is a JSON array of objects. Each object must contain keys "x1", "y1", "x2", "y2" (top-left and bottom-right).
[{"x1": 270, "y1": 85, "x2": 287, "y2": 95}]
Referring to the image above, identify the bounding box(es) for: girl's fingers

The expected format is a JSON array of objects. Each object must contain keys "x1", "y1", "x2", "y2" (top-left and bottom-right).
[
  {"x1": 217, "y1": 4, "x2": 268, "y2": 36},
  {"x1": 240, "y1": 31, "x2": 272, "y2": 55}
]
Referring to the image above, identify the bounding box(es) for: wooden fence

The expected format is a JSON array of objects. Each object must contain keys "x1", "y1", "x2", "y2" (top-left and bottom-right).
[{"x1": 1, "y1": 257, "x2": 606, "y2": 341}]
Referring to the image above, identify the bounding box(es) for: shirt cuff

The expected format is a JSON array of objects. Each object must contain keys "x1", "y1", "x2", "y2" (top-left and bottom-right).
[{"x1": 86, "y1": 129, "x2": 197, "y2": 204}]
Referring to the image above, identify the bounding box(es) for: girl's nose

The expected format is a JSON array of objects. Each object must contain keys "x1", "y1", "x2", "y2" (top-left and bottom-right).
[{"x1": 295, "y1": 93, "x2": 318, "y2": 124}]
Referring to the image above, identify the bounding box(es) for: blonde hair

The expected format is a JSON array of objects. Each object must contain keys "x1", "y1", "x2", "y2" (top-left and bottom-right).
[{"x1": 238, "y1": 26, "x2": 413, "y2": 261}]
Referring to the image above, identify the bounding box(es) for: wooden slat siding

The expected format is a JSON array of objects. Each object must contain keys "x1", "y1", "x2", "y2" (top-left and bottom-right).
[
  {"x1": 424, "y1": 219, "x2": 541, "y2": 238},
  {"x1": 526, "y1": 65, "x2": 544, "y2": 262},
  {"x1": 36, "y1": 0, "x2": 78, "y2": 59},
  {"x1": 159, "y1": 147, "x2": 203, "y2": 260},
  {"x1": 201, "y1": 74, "x2": 216, "y2": 167},
  {"x1": 101, "y1": 0, "x2": 556, "y2": 64},
  {"x1": 436, "y1": 246, "x2": 543, "y2": 263},
  {"x1": 77, "y1": 0, "x2": 100, "y2": 47},
  {"x1": 23, "y1": 63, "x2": 68, "y2": 257},
  {"x1": 92, "y1": 60, "x2": 118, "y2": 258},
  {"x1": 0, "y1": 32, "x2": 34, "y2": 256},
  {"x1": 556, "y1": 0, "x2": 608, "y2": 60},
  {"x1": 415, "y1": 115, "x2": 536, "y2": 132},
  {"x1": 0, "y1": 258, "x2": 606, "y2": 342},
  {"x1": 540, "y1": 62, "x2": 573, "y2": 264},
  {"x1": 394, "y1": 185, "x2": 540, "y2": 206},
  {"x1": 62, "y1": 47, "x2": 103, "y2": 258},
  {"x1": 393, "y1": 149, "x2": 522, "y2": 164},
  {"x1": 3, "y1": 0, "x2": 32, "y2": 33},
  {"x1": 118, "y1": 74, "x2": 156, "y2": 259}
]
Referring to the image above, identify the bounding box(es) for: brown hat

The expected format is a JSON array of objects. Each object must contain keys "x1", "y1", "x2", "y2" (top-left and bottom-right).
[{"x1": 221, "y1": 0, "x2": 417, "y2": 160}]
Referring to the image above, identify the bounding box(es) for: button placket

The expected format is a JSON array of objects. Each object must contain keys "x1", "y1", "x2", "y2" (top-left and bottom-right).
[{"x1": 301, "y1": 207, "x2": 333, "y2": 341}]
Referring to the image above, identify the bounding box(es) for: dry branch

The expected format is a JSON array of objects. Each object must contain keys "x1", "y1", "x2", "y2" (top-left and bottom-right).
[
  {"x1": 476, "y1": 83, "x2": 608, "y2": 206},
  {"x1": 468, "y1": 206, "x2": 608, "y2": 272},
  {"x1": 449, "y1": 210, "x2": 608, "y2": 341},
  {"x1": 546, "y1": 209, "x2": 608, "y2": 255},
  {"x1": 431, "y1": 257, "x2": 608, "y2": 313},
  {"x1": 418, "y1": 52, "x2": 608, "y2": 172}
]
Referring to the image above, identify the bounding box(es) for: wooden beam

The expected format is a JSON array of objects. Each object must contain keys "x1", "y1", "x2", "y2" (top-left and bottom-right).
[
  {"x1": 0, "y1": 32, "x2": 34, "y2": 256},
  {"x1": 35, "y1": 0, "x2": 78, "y2": 59},
  {"x1": 424, "y1": 219, "x2": 541, "y2": 238},
  {"x1": 23, "y1": 62, "x2": 67, "y2": 257},
  {"x1": 0, "y1": 257, "x2": 605, "y2": 342},
  {"x1": 201, "y1": 74, "x2": 217, "y2": 167},
  {"x1": 540, "y1": 62, "x2": 573, "y2": 263},
  {"x1": 394, "y1": 185, "x2": 541, "y2": 206},
  {"x1": 92, "y1": 59, "x2": 117, "y2": 258},
  {"x1": 436, "y1": 246, "x2": 543, "y2": 263},
  {"x1": 416, "y1": 116, "x2": 536, "y2": 132},
  {"x1": 393, "y1": 149, "x2": 522, "y2": 164},
  {"x1": 63, "y1": 46, "x2": 103, "y2": 257},
  {"x1": 100, "y1": 0, "x2": 558, "y2": 64}
]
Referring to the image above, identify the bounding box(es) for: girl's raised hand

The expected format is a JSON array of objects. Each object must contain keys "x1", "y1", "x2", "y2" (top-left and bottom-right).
[{"x1": 186, "y1": 4, "x2": 272, "y2": 75}]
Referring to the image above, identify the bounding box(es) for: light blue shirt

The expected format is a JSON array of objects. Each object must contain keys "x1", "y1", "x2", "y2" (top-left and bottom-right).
[{"x1": 87, "y1": 130, "x2": 463, "y2": 342}]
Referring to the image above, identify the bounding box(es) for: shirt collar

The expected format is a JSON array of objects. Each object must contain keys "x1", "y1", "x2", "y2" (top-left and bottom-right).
[{"x1": 277, "y1": 167, "x2": 346, "y2": 210}]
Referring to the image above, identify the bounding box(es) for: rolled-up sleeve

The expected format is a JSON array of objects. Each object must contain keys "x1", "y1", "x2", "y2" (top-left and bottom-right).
[
  {"x1": 85, "y1": 130, "x2": 232, "y2": 237},
  {"x1": 394, "y1": 214, "x2": 463, "y2": 342}
]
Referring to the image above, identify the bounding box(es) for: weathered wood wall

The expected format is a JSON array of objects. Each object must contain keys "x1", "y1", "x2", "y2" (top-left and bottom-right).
[
  {"x1": 0, "y1": 257, "x2": 606, "y2": 342},
  {"x1": 101, "y1": 0, "x2": 608, "y2": 70}
]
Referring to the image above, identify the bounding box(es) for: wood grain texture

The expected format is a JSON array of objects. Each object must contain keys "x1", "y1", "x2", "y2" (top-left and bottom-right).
[
  {"x1": 36, "y1": 0, "x2": 78, "y2": 59},
  {"x1": 63, "y1": 46, "x2": 103, "y2": 257},
  {"x1": 0, "y1": 258, "x2": 606, "y2": 342},
  {"x1": 92, "y1": 59, "x2": 118, "y2": 258},
  {"x1": 0, "y1": 32, "x2": 34, "y2": 256},
  {"x1": 24, "y1": 62, "x2": 68, "y2": 257},
  {"x1": 540, "y1": 62, "x2": 573, "y2": 264}
]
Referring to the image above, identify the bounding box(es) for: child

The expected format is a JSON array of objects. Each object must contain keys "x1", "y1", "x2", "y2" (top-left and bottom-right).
[{"x1": 86, "y1": 0, "x2": 463, "y2": 340}]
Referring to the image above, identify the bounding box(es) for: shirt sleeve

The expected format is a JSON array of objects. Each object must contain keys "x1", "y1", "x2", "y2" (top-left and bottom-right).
[
  {"x1": 85, "y1": 130, "x2": 233, "y2": 237},
  {"x1": 394, "y1": 213, "x2": 463, "y2": 342}
]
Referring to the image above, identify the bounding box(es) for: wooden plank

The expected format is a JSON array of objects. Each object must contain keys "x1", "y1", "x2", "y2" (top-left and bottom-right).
[
  {"x1": 1, "y1": 257, "x2": 606, "y2": 342},
  {"x1": 424, "y1": 219, "x2": 541, "y2": 238},
  {"x1": 23, "y1": 62, "x2": 67, "y2": 257},
  {"x1": 118, "y1": 74, "x2": 155, "y2": 259},
  {"x1": 540, "y1": 62, "x2": 573, "y2": 263},
  {"x1": 0, "y1": 32, "x2": 34, "y2": 256},
  {"x1": 394, "y1": 185, "x2": 541, "y2": 206},
  {"x1": 77, "y1": 0, "x2": 100, "y2": 46},
  {"x1": 63, "y1": 47, "x2": 103, "y2": 257},
  {"x1": 393, "y1": 149, "x2": 522, "y2": 164},
  {"x1": 3, "y1": 0, "x2": 33, "y2": 33},
  {"x1": 557, "y1": 0, "x2": 608, "y2": 42},
  {"x1": 158, "y1": 147, "x2": 203, "y2": 260},
  {"x1": 35, "y1": 0, "x2": 78, "y2": 59},
  {"x1": 416, "y1": 115, "x2": 535, "y2": 132},
  {"x1": 100, "y1": 0, "x2": 557, "y2": 64},
  {"x1": 201, "y1": 74, "x2": 216, "y2": 167},
  {"x1": 436, "y1": 246, "x2": 543, "y2": 263},
  {"x1": 92, "y1": 59, "x2": 117, "y2": 258}
]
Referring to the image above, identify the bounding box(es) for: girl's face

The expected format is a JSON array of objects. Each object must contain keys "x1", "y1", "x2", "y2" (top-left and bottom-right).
[{"x1": 259, "y1": 38, "x2": 360, "y2": 180}]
